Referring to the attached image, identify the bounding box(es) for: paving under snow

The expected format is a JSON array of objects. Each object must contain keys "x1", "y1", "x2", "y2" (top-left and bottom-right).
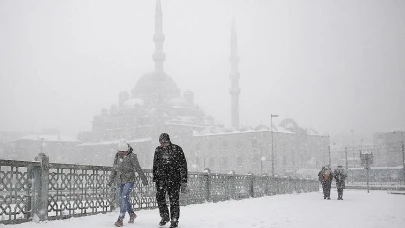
[{"x1": 3, "y1": 189, "x2": 404, "y2": 228}]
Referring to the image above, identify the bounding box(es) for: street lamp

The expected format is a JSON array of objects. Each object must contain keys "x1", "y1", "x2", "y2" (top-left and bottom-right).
[
  {"x1": 271, "y1": 114, "x2": 279, "y2": 177},
  {"x1": 328, "y1": 135, "x2": 331, "y2": 166},
  {"x1": 351, "y1": 130, "x2": 355, "y2": 168}
]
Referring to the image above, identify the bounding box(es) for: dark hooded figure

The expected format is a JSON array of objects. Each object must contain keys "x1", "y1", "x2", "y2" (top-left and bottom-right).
[
  {"x1": 318, "y1": 165, "x2": 333, "y2": 200},
  {"x1": 153, "y1": 133, "x2": 188, "y2": 228},
  {"x1": 334, "y1": 165, "x2": 347, "y2": 200}
]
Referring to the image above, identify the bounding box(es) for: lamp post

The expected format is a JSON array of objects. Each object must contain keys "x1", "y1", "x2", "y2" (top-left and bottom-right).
[
  {"x1": 351, "y1": 130, "x2": 355, "y2": 168},
  {"x1": 328, "y1": 135, "x2": 331, "y2": 166},
  {"x1": 271, "y1": 114, "x2": 279, "y2": 177}
]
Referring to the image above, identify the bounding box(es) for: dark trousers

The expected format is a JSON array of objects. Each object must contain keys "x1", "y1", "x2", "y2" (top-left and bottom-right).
[
  {"x1": 322, "y1": 181, "x2": 331, "y2": 198},
  {"x1": 337, "y1": 188, "x2": 344, "y2": 199},
  {"x1": 156, "y1": 180, "x2": 181, "y2": 221}
]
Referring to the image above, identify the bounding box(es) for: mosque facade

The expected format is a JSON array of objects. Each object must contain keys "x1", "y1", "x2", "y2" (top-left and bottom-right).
[{"x1": 76, "y1": 0, "x2": 329, "y2": 177}]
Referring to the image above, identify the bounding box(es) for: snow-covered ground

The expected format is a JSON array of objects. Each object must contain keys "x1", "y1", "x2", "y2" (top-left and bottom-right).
[{"x1": 3, "y1": 189, "x2": 404, "y2": 228}]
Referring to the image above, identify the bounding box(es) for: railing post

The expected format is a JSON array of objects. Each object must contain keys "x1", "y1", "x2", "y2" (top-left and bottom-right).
[
  {"x1": 263, "y1": 175, "x2": 269, "y2": 195},
  {"x1": 203, "y1": 171, "x2": 211, "y2": 202},
  {"x1": 229, "y1": 172, "x2": 236, "y2": 199},
  {"x1": 247, "y1": 173, "x2": 254, "y2": 197},
  {"x1": 30, "y1": 153, "x2": 49, "y2": 222}
]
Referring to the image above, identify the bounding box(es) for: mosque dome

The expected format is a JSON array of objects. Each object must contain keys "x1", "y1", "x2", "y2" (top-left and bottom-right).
[{"x1": 131, "y1": 72, "x2": 181, "y2": 99}]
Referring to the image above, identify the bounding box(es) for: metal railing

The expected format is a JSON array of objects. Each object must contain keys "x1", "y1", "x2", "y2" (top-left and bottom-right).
[{"x1": 0, "y1": 154, "x2": 318, "y2": 224}]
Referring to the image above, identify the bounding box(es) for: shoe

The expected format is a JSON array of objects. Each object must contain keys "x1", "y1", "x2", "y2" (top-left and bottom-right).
[
  {"x1": 129, "y1": 213, "x2": 137, "y2": 223},
  {"x1": 324, "y1": 196, "x2": 326, "y2": 199},
  {"x1": 327, "y1": 197, "x2": 331, "y2": 200},
  {"x1": 169, "y1": 221, "x2": 179, "y2": 228},
  {"x1": 114, "y1": 219, "x2": 123, "y2": 227},
  {"x1": 159, "y1": 217, "x2": 170, "y2": 226}
]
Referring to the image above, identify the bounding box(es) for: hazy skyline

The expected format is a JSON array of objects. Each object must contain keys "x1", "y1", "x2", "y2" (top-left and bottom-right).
[{"x1": 0, "y1": 0, "x2": 404, "y2": 141}]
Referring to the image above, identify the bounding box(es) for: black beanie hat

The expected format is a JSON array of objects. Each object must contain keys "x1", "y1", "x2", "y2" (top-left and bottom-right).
[{"x1": 159, "y1": 133, "x2": 170, "y2": 143}]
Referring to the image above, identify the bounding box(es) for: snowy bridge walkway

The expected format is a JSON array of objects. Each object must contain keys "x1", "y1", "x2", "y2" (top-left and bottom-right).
[{"x1": 3, "y1": 189, "x2": 404, "y2": 228}]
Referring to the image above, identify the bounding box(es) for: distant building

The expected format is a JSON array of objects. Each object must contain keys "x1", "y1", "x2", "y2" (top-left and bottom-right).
[
  {"x1": 14, "y1": 134, "x2": 80, "y2": 163},
  {"x1": 373, "y1": 131, "x2": 405, "y2": 167},
  {"x1": 75, "y1": 0, "x2": 329, "y2": 176}
]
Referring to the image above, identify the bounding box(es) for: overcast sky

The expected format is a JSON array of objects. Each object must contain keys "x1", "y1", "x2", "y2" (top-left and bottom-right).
[{"x1": 0, "y1": 0, "x2": 404, "y2": 141}]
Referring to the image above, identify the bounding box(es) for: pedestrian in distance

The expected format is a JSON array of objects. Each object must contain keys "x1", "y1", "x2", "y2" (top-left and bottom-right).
[
  {"x1": 318, "y1": 165, "x2": 333, "y2": 200},
  {"x1": 108, "y1": 140, "x2": 148, "y2": 227},
  {"x1": 153, "y1": 133, "x2": 188, "y2": 228},
  {"x1": 334, "y1": 164, "x2": 347, "y2": 200}
]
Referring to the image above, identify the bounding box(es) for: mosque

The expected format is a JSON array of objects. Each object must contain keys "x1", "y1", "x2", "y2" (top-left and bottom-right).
[{"x1": 76, "y1": 0, "x2": 329, "y2": 177}]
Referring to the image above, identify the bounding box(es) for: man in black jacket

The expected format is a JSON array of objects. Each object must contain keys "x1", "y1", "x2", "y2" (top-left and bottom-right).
[
  {"x1": 153, "y1": 133, "x2": 188, "y2": 228},
  {"x1": 334, "y1": 165, "x2": 347, "y2": 200}
]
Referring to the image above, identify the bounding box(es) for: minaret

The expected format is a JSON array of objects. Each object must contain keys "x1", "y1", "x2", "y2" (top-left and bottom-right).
[
  {"x1": 229, "y1": 18, "x2": 241, "y2": 129},
  {"x1": 153, "y1": 0, "x2": 166, "y2": 77}
]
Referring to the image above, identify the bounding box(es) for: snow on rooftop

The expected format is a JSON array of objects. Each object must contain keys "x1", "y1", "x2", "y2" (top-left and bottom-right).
[
  {"x1": 16, "y1": 134, "x2": 79, "y2": 142},
  {"x1": 193, "y1": 126, "x2": 295, "y2": 137},
  {"x1": 77, "y1": 137, "x2": 152, "y2": 146}
]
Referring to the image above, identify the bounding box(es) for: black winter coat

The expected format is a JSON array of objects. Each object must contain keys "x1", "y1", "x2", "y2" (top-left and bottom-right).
[
  {"x1": 334, "y1": 168, "x2": 347, "y2": 189},
  {"x1": 153, "y1": 143, "x2": 188, "y2": 184}
]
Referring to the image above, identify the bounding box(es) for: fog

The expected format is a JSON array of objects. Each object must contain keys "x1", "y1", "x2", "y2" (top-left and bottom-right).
[{"x1": 0, "y1": 0, "x2": 404, "y2": 139}]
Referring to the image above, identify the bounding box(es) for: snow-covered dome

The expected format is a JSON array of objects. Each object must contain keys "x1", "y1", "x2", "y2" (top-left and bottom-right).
[
  {"x1": 279, "y1": 118, "x2": 301, "y2": 133},
  {"x1": 131, "y1": 72, "x2": 180, "y2": 99}
]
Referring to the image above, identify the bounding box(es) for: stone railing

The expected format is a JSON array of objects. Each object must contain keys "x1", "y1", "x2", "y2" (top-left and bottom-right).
[{"x1": 0, "y1": 154, "x2": 318, "y2": 225}]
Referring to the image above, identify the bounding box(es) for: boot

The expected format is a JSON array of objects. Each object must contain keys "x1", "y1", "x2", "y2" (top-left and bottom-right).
[
  {"x1": 128, "y1": 212, "x2": 137, "y2": 223},
  {"x1": 170, "y1": 221, "x2": 179, "y2": 228},
  {"x1": 159, "y1": 217, "x2": 170, "y2": 226},
  {"x1": 114, "y1": 218, "x2": 123, "y2": 227}
]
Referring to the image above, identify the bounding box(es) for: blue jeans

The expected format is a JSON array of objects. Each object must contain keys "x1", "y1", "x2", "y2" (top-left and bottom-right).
[{"x1": 118, "y1": 182, "x2": 135, "y2": 219}]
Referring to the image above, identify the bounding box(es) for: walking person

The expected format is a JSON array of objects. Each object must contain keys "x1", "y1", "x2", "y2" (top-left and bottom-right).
[
  {"x1": 108, "y1": 140, "x2": 148, "y2": 227},
  {"x1": 153, "y1": 133, "x2": 188, "y2": 228},
  {"x1": 334, "y1": 164, "x2": 347, "y2": 200},
  {"x1": 318, "y1": 165, "x2": 333, "y2": 200}
]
